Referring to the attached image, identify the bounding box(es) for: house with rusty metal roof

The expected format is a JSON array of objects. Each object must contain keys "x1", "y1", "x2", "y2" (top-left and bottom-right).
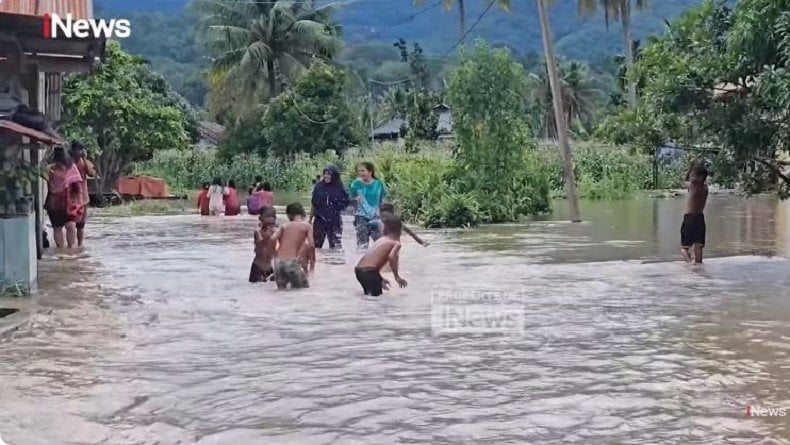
[{"x1": 1, "y1": 0, "x2": 105, "y2": 293}]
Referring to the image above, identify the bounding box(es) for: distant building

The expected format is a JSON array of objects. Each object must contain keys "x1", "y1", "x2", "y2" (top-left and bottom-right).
[{"x1": 372, "y1": 104, "x2": 453, "y2": 141}]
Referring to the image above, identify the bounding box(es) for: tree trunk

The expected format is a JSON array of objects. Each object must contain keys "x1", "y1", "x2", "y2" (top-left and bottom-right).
[
  {"x1": 537, "y1": 0, "x2": 581, "y2": 222},
  {"x1": 266, "y1": 59, "x2": 277, "y2": 98},
  {"x1": 458, "y1": 0, "x2": 466, "y2": 42},
  {"x1": 622, "y1": 0, "x2": 637, "y2": 106}
]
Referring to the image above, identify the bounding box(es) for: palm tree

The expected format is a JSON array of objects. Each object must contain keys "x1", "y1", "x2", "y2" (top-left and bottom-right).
[
  {"x1": 413, "y1": 0, "x2": 511, "y2": 42},
  {"x1": 527, "y1": 61, "x2": 602, "y2": 139},
  {"x1": 577, "y1": 0, "x2": 648, "y2": 105},
  {"x1": 537, "y1": 0, "x2": 581, "y2": 222},
  {"x1": 194, "y1": 0, "x2": 342, "y2": 110}
]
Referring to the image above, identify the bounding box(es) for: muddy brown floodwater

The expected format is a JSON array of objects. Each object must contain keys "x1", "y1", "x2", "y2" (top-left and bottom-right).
[{"x1": 1, "y1": 195, "x2": 789, "y2": 444}]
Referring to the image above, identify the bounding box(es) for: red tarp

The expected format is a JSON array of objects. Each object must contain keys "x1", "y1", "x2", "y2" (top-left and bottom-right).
[{"x1": 116, "y1": 176, "x2": 169, "y2": 198}]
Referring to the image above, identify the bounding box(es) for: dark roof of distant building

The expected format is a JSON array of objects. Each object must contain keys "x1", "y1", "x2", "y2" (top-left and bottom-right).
[{"x1": 373, "y1": 118, "x2": 406, "y2": 136}]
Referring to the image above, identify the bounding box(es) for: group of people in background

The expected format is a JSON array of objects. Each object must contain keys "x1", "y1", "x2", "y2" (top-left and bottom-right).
[
  {"x1": 44, "y1": 141, "x2": 94, "y2": 250},
  {"x1": 197, "y1": 176, "x2": 274, "y2": 217}
]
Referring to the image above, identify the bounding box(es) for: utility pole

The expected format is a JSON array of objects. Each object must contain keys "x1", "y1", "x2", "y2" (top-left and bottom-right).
[
  {"x1": 368, "y1": 80, "x2": 374, "y2": 146},
  {"x1": 537, "y1": 0, "x2": 581, "y2": 222}
]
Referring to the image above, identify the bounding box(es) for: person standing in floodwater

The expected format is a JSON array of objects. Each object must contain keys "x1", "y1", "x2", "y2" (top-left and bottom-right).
[
  {"x1": 208, "y1": 177, "x2": 228, "y2": 216},
  {"x1": 311, "y1": 166, "x2": 349, "y2": 249},
  {"x1": 270, "y1": 203, "x2": 313, "y2": 289},
  {"x1": 45, "y1": 146, "x2": 85, "y2": 249},
  {"x1": 197, "y1": 182, "x2": 210, "y2": 216},
  {"x1": 681, "y1": 163, "x2": 709, "y2": 264},
  {"x1": 349, "y1": 162, "x2": 387, "y2": 249},
  {"x1": 224, "y1": 179, "x2": 241, "y2": 216},
  {"x1": 70, "y1": 141, "x2": 95, "y2": 247}
]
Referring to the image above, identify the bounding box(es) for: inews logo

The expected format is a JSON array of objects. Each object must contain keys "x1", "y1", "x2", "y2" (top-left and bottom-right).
[
  {"x1": 746, "y1": 405, "x2": 787, "y2": 417},
  {"x1": 42, "y1": 13, "x2": 131, "y2": 39}
]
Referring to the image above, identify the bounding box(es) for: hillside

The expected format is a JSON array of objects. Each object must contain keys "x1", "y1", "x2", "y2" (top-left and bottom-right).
[{"x1": 98, "y1": 0, "x2": 705, "y2": 60}]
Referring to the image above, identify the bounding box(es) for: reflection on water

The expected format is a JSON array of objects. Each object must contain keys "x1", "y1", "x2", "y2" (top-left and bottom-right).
[{"x1": 0, "y1": 196, "x2": 789, "y2": 444}]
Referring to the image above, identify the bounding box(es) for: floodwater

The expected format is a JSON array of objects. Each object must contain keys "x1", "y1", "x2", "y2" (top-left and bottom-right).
[{"x1": 1, "y1": 195, "x2": 790, "y2": 444}]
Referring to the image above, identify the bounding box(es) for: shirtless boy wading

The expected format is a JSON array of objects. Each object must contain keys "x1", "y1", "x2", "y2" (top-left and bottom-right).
[
  {"x1": 681, "y1": 164, "x2": 709, "y2": 264},
  {"x1": 355, "y1": 215, "x2": 408, "y2": 297},
  {"x1": 271, "y1": 203, "x2": 313, "y2": 289}
]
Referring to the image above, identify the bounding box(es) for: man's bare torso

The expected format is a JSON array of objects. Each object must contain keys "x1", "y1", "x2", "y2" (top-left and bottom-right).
[
  {"x1": 686, "y1": 181, "x2": 708, "y2": 215},
  {"x1": 357, "y1": 238, "x2": 399, "y2": 270},
  {"x1": 276, "y1": 221, "x2": 311, "y2": 258}
]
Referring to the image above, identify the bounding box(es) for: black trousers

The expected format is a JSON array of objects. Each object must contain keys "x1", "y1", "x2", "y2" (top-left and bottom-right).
[{"x1": 314, "y1": 217, "x2": 342, "y2": 249}]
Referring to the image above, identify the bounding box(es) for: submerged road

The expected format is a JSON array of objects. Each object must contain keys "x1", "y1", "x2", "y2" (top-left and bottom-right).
[{"x1": 0, "y1": 196, "x2": 789, "y2": 444}]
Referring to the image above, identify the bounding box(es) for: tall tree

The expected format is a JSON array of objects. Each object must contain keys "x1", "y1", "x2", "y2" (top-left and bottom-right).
[
  {"x1": 527, "y1": 60, "x2": 603, "y2": 138},
  {"x1": 538, "y1": 0, "x2": 581, "y2": 222},
  {"x1": 412, "y1": 0, "x2": 511, "y2": 42},
  {"x1": 194, "y1": 0, "x2": 342, "y2": 113},
  {"x1": 61, "y1": 41, "x2": 193, "y2": 195},
  {"x1": 577, "y1": 0, "x2": 648, "y2": 106}
]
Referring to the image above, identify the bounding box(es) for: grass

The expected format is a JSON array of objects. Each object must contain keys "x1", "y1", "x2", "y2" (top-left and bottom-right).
[
  {"x1": 0, "y1": 283, "x2": 28, "y2": 298},
  {"x1": 93, "y1": 199, "x2": 193, "y2": 216}
]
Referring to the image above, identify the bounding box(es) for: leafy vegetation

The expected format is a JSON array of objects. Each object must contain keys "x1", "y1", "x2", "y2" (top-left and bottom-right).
[
  {"x1": 448, "y1": 42, "x2": 552, "y2": 223},
  {"x1": 602, "y1": 0, "x2": 790, "y2": 197},
  {"x1": 194, "y1": 0, "x2": 341, "y2": 116},
  {"x1": 60, "y1": 41, "x2": 198, "y2": 194}
]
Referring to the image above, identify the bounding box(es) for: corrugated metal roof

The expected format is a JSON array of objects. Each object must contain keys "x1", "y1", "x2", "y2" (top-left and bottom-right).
[
  {"x1": 373, "y1": 118, "x2": 406, "y2": 136},
  {"x1": 0, "y1": 0, "x2": 92, "y2": 20}
]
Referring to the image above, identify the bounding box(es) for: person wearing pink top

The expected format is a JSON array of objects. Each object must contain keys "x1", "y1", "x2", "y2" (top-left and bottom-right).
[
  {"x1": 253, "y1": 182, "x2": 274, "y2": 208},
  {"x1": 224, "y1": 179, "x2": 241, "y2": 216},
  {"x1": 45, "y1": 147, "x2": 85, "y2": 249}
]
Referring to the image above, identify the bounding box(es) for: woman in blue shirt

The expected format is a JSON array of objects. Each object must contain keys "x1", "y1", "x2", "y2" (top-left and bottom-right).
[{"x1": 349, "y1": 162, "x2": 387, "y2": 249}]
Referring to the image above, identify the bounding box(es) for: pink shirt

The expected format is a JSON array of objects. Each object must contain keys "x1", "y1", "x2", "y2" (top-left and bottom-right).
[
  {"x1": 254, "y1": 190, "x2": 274, "y2": 207},
  {"x1": 48, "y1": 163, "x2": 83, "y2": 193}
]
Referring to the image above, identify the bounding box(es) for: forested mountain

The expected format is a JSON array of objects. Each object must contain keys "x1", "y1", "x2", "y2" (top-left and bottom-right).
[{"x1": 99, "y1": 0, "x2": 705, "y2": 60}]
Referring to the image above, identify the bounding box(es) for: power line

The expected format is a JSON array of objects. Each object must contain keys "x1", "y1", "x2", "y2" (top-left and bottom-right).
[
  {"x1": 438, "y1": 1, "x2": 495, "y2": 61},
  {"x1": 287, "y1": 90, "x2": 337, "y2": 124}
]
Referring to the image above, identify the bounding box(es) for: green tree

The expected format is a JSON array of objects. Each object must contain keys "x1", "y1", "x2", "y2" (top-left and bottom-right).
[
  {"x1": 194, "y1": 0, "x2": 342, "y2": 114},
  {"x1": 61, "y1": 41, "x2": 192, "y2": 194},
  {"x1": 262, "y1": 62, "x2": 364, "y2": 156},
  {"x1": 604, "y1": 0, "x2": 790, "y2": 196},
  {"x1": 527, "y1": 60, "x2": 603, "y2": 138},
  {"x1": 577, "y1": 0, "x2": 649, "y2": 105},
  {"x1": 448, "y1": 42, "x2": 550, "y2": 222}
]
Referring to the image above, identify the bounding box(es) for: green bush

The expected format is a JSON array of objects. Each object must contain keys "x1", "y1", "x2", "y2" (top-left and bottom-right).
[
  {"x1": 135, "y1": 149, "x2": 335, "y2": 193},
  {"x1": 539, "y1": 141, "x2": 659, "y2": 200}
]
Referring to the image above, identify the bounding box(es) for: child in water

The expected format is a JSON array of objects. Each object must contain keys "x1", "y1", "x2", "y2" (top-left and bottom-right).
[
  {"x1": 681, "y1": 163, "x2": 709, "y2": 265},
  {"x1": 378, "y1": 203, "x2": 429, "y2": 246},
  {"x1": 250, "y1": 206, "x2": 278, "y2": 282},
  {"x1": 355, "y1": 215, "x2": 408, "y2": 296},
  {"x1": 298, "y1": 238, "x2": 316, "y2": 274},
  {"x1": 270, "y1": 203, "x2": 314, "y2": 289}
]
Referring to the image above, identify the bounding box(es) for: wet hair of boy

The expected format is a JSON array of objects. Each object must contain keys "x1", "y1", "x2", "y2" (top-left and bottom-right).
[
  {"x1": 382, "y1": 214, "x2": 402, "y2": 236},
  {"x1": 286, "y1": 202, "x2": 306, "y2": 219}
]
